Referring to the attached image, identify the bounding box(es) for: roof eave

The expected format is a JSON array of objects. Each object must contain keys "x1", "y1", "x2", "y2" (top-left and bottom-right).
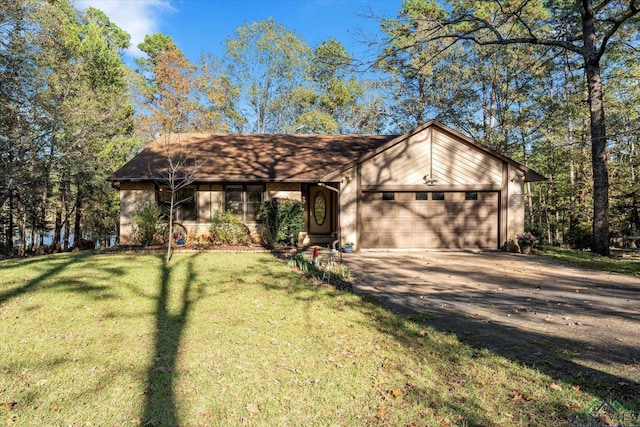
[{"x1": 107, "y1": 176, "x2": 325, "y2": 184}]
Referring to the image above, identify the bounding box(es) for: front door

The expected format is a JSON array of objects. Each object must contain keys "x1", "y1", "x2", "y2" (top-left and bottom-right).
[{"x1": 308, "y1": 185, "x2": 332, "y2": 236}]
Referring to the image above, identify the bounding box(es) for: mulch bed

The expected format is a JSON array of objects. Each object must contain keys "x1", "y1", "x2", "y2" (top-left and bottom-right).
[{"x1": 100, "y1": 244, "x2": 299, "y2": 255}]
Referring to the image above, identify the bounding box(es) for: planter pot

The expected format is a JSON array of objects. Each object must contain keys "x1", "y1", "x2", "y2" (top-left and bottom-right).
[
  {"x1": 343, "y1": 245, "x2": 353, "y2": 253},
  {"x1": 520, "y1": 244, "x2": 532, "y2": 254}
]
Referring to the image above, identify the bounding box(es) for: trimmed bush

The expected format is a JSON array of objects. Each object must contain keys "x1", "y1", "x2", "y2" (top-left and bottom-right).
[
  {"x1": 259, "y1": 198, "x2": 304, "y2": 248},
  {"x1": 132, "y1": 201, "x2": 164, "y2": 246},
  {"x1": 208, "y1": 211, "x2": 250, "y2": 245}
]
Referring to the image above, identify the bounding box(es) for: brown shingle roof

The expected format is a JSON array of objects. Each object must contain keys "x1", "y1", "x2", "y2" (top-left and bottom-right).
[{"x1": 108, "y1": 133, "x2": 397, "y2": 183}]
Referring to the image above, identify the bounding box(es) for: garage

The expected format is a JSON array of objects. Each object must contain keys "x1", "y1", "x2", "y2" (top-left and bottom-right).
[{"x1": 360, "y1": 191, "x2": 499, "y2": 249}]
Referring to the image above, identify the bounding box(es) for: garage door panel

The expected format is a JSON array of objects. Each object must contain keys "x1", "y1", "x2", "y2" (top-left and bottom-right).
[
  {"x1": 395, "y1": 220, "x2": 415, "y2": 231},
  {"x1": 428, "y1": 205, "x2": 448, "y2": 217},
  {"x1": 411, "y1": 203, "x2": 429, "y2": 218},
  {"x1": 361, "y1": 191, "x2": 498, "y2": 249},
  {"x1": 363, "y1": 233, "x2": 397, "y2": 248},
  {"x1": 378, "y1": 218, "x2": 397, "y2": 231}
]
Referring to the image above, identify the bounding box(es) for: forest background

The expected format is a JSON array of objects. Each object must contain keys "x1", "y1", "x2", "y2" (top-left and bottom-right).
[{"x1": 1, "y1": 0, "x2": 638, "y2": 256}]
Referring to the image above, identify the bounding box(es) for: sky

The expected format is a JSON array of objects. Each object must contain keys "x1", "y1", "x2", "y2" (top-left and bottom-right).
[{"x1": 72, "y1": 0, "x2": 402, "y2": 65}]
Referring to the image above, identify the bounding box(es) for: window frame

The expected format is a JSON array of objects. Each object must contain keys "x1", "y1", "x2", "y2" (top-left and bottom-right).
[
  {"x1": 224, "y1": 184, "x2": 265, "y2": 222},
  {"x1": 313, "y1": 191, "x2": 327, "y2": 225},
  {"x1": 157, "y1": 185, "x2": 198, "y2": 222}
]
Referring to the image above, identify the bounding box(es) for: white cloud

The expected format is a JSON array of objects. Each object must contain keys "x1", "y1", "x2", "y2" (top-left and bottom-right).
[{"x1": 73, "y1": 0, "x2": 175, "y2": 57}]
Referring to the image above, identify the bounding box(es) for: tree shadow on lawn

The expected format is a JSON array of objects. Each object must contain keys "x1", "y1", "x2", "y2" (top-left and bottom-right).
[
  {"x1": 0, "y1": 252, "x2": 125, "y2": 305},
  {"x1": 257, "y1": 254, "x2": 586, "y2": 425},
  {"x1": 344, "y1": 252, "x2": 640, "y2": 409},
  {"x1": 141, "y1": 253, "x2": 204, "y2": 427},
  {"x1": 132, "y1": 251, "x2": 637, "y2": 425}
]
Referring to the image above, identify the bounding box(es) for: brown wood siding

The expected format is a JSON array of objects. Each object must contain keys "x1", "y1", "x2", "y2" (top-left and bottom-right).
[
  {"x1": 359, "y1": 127, "x2": 503, "y2": 190},
  {"x1": 360, "y1": 191, "x2": 499, "y2": 249},
  {"x1": 360, "y1": 133, "x2": 431, "y2": 187},
  {"x1": 431, "y1": 130, "x2": 503, "y2": 185}
]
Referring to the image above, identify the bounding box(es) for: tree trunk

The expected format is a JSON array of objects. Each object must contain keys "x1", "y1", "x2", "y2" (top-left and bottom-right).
[
  {"x1": 17, "y1": 194, "x2": 25, "y2": 257},
  {"x1": 63, "y1": 184, "x2": 71, "y2": 251},
  {"x1": 7, "y1": 191, "x2": 14, "y2": 251},
  {"x1": 63, "y1": 218, "x2": 70, "y2": 252},
  {"x1": 580, "y1": 0, "x2": 610, "y2": 256},
  {"x1": 74, "y1": 184, "x2": 82, "y2": 248},
  {"x1": 53, "y1": 185, "x2": 63, "y2": 252},
  {"x1": 166, "y1": 192, "x2": 174, "y2": 263},
  {"x1": 39, "y1": 176, "x2": 49, "y2": 253}
]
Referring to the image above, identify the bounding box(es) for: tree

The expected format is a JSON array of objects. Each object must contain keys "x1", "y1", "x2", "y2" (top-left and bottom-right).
[
  {"x1": 0, "y1": 0, "x2": 134, "y2": 254},
  {"x1": 606, "y1": 48, "x2": 640, "y2": 236},
  {"x1": 382, "y1": 0, "x2": 640, "y2": 255},
  {"x1": 224, "y1": 18, "x2": 312, "y2": 133},
  {"x1": 306, "y1": 38, "x2": 386, "y2": 133},
  {"x1": 134, "y1": 34, "x2": 205, "y2": 262},
  {"x1": 39, "y1": 2, "x2": 133, "y2": 250}
]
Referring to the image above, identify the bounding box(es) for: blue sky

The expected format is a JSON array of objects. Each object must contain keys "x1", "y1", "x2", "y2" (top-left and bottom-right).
[{"x1": 73, "y1": 0, "x2": 402, "y2": 64}]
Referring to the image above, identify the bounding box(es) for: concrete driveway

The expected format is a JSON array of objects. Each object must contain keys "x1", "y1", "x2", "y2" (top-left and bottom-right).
[{"x1": 342, "y1": 250, "x2": 640, "y2": 400}]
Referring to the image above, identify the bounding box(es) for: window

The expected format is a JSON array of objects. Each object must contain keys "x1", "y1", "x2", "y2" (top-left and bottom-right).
[
  {"x1": 432, "y1": 192, "x2": 445, "y2": 201},
  {"x1": 416, "y1": 192, "x2": 428, "y2": 200},
  {"x1": 465, "y1": 192, "x2": 478, "y2": 201},
  {"x1": 313, "y1": 191, "x2": 326, "y2": 225},
  {"x1": 158, "y1": 186, "x2": 197, "y2": 221},
  {"x1": 225, "y1": 185, "x2": 243, "y2": 217},
  {"x1": 246, "y1": 185, "x2": 263, "y2": 221},
  {"x1": 225, "y1": 184, "x2": 264, "y2": 221},
  {"x1": 382, "y1": 192, "x2": 395, "y2": 201}
]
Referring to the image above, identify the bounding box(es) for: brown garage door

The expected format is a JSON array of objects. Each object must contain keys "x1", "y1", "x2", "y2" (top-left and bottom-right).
[{"x1": 361, "y1": 191, "x2": 499, "y2": 249}]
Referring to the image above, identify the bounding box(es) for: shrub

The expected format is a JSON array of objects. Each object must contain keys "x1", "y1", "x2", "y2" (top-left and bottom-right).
[
  {"x1": 209, "y1": 211, "x2": 250, "y2": 245},
  {"x1": 525, "y1": 225, "x2": 544, "y2": 244},
  {"x1": 567, "y1": 221, "x2": 592, "y2": 249},
  {"x1": 259, "y1": 198, "x2": 304, "y2": 248},
  {"x1": 187, "y1": 229, "x2": 208, "y2": 246},
  {"x1": 0, "y1": 242, "x2": 11, "y2": 257},
  {"x1": 132, "y1": 201, "x2": 164, "y2": 246},
  {"x1": 517, "y1": 231, "x2": 538, "y2": 247}
]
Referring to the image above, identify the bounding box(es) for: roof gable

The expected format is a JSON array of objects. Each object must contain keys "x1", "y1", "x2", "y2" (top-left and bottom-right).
[{"x1": 322, "y1": 121, "x2": 545, "y2": 183}]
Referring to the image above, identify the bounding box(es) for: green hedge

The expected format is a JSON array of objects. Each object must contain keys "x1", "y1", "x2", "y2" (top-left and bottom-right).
[{"x1": 259, "y1": 198, "x2": 304, "y2": 248}]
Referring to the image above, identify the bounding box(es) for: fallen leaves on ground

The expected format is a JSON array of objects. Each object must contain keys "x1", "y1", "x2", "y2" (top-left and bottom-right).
[{"x1": 511, "y1": 391, "x2": 532, "y2": 402}]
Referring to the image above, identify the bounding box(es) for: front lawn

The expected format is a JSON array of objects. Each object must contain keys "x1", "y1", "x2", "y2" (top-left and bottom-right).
[
  {"x1": 1, "y1": 252, "x2": 593, "y2": 426},
  {"x1": 541, "y1": 246, "x2": 640, "y2": 277}
]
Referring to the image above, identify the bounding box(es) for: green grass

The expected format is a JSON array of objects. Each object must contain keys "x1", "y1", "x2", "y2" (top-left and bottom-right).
[
  {"x1": 541, "y1": 246, "x2": 640, "y2": 277},
  {"x1": 1, "y1": 252, "x2": 594, "y2": 426}
]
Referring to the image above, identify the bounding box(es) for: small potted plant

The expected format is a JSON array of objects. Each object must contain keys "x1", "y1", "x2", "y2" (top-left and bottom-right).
[
  {"x1": 174, "y1": 232, "x2": 185, "y2": 246},
  {"x1": 342, "y1": 242, "x2": 354, "y2": 253},
  {"x1": 517, "y1": 232, "x2": 538, "y2": 254}
]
